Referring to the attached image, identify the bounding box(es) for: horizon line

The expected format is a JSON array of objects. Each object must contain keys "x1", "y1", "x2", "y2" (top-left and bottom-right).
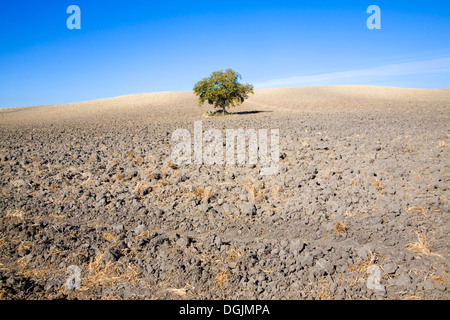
[{"x1": 1, "y1": 84, "x2": 449, "y2": 109}]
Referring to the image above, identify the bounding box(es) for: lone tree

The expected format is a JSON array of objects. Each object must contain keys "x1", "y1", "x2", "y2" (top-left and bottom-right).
[{"x1": 193, "y1": 69, "x2": 254, "y2": 115}]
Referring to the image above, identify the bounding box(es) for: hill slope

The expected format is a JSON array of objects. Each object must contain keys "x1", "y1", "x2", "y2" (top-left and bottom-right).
[{"x1": 1, "y1": 85, "x2": 449, "y2": 125}]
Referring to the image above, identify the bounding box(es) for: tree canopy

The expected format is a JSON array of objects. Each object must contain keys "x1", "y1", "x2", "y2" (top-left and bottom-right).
[{"x1": 193, "y1": 69, "x2": 254, "y2": 115}]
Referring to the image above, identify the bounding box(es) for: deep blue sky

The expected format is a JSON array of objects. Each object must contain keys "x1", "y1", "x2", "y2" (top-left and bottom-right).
[{"x1": 1, "y1": 1, "x2": 449, "y2": 107}]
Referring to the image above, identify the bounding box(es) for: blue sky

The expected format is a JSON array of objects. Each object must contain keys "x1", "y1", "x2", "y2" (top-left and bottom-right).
[{"x1": 1, "y1": 1, "x2": 449, "y2": 107}]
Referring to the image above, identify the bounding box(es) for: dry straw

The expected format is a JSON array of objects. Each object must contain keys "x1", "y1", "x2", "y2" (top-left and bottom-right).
[{"x1": 406, "y1": 232, "x2": 442, "y2": 257}]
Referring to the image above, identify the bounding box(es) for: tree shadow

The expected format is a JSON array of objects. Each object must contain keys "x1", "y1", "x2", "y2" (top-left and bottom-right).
[{"x1": 231, "y1": 110, "x2": 271, "y2": 115}]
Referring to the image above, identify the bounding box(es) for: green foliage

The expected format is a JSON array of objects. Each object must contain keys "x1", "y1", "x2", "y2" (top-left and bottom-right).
[{"x1": 193, "y1": 69, "x2": 254, "y2": 114}]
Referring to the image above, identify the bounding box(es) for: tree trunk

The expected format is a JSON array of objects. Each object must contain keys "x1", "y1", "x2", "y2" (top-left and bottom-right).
[{"x1": 222, "y1": 103, "x2": 226, "y2": 116}]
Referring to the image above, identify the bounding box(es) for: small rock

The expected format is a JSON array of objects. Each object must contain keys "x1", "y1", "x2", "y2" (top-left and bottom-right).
[
  {"x1": 213, "y1": 236, "x2": 223, "y2": 248},
  {"x1": 422, "y1": 279, "x2": 435, "y2": 291},
  {"x1": 315, "y1": 258, "x2": 334, "y2": 275},
  {"x1": 132, "y1": 199, "x2": 143, "y2": 210},
  {"x1": 113, "y1": 224, "x2": 124, "y2": 232},
  {"x1": 176, "y1": 236, "x2": 190, "y2": 248},
  {"x1": 299, "y1": 252, "x2": 314, "y2": 267},
  {"x1": 289, "y1": 240, "x2": 306, "y2": 256},
  {"x1": 96, "y1": 191, "x2": 107, "y2": 201},
  {"x1": 382, "y1": 262, "x2": 398, "y2": 274},
  {"x1": 357, "y1": 243, "x2": 374, "y2": 260},
  {"x1": 395, "y1": 273, "x2": 412, "y2": 287},
  {"x1": 102, "y1": 248, "x2": 121, "y2": 262},
  {"x1": 134, "y1": 224, "x2": 146, "y2": 235},
  {"x1": 241, "y1": 203, "x2": 257, "y2": 216}
]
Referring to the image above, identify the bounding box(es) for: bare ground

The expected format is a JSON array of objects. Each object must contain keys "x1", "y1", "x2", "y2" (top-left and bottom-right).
[{"x1": 0, "y1": 85, "x2": 449, "y2": 299}]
